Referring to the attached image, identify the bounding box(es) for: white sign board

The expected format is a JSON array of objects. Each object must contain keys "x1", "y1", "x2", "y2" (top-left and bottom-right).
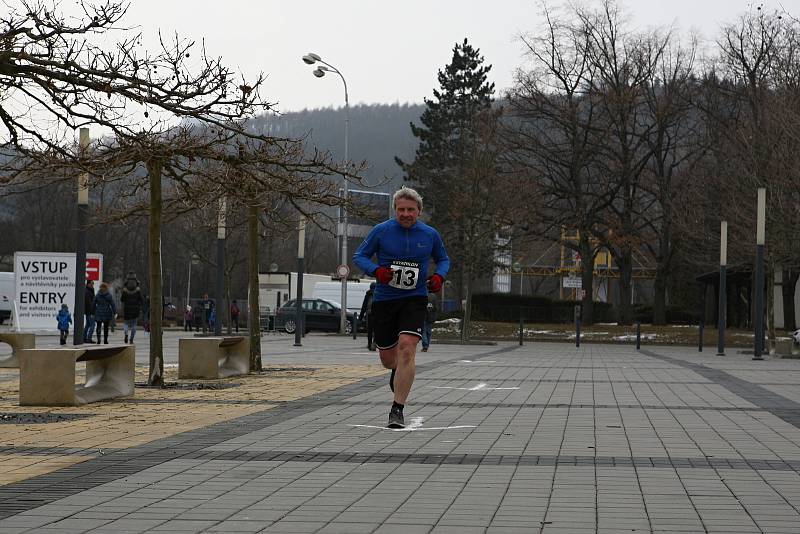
[
  {"x1": 563, "y1": 276, "x2": 582, "y2": 289},
  {"x1": 14, "y1": 252, "x2": 103, "y2": 331}
]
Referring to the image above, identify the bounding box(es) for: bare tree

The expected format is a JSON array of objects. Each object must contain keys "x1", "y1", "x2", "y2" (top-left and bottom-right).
[
  {"x1": 578, "y1": 0, "x2": 668, "y2": 325},
  {"x1": 505, "y1": 4, "x2": 612, "y2": 324},
  {"x1": 640, "y1": 36, "x2": 703, "y2": 324}
]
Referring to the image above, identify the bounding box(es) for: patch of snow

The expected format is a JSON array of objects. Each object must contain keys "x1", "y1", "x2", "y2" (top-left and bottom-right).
[{"x1": 612, "y1": 334, "x2": 657, "y2": 341}]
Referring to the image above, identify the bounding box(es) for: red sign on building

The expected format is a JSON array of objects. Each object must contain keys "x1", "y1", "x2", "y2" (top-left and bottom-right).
[{"x1": 85, "y1": 257, "x2": 101, "y2": 281}]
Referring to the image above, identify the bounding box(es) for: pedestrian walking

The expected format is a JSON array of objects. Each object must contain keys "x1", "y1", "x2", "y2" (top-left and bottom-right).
[
  {"x1": 57, "y1": 303, "x2": 72, "y2": 345},
  {"x1": 421, "y1": 291, "x2": 437, "y2": 352},
  {"x1": 93, "y1": 282, "x2": 116, "y2": 344},
  {"x1": 83, "y1": 279, "x2": 95, "y2": 343},
  {"x1": 230, "y1": 300, "x2": 240, "y2": 333},
  {"x1": 353, "y1": 186, "x2": 449, "y2": 428},
  {"x1": 200, "y1": 293, "x2": 214, "y2": 333},
  {"x1": 120, "y1": 272, "x2": 144, "y2": 344},
  {"x1": 184, "y1": 305, "x2": 194, "y2": 331},
  {"x1": 359, "y1": 282, "x2": 376, "y2": 350}
]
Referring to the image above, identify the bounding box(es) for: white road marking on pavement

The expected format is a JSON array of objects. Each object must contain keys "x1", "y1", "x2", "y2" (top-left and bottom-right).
[
  {"x1": 431, "y1": 382, "x2": 519, "y2": 391},
  {"x1": 407, "y1": 416, "x2": 424, "y2": 429},
  {"x1": 349, "y1": 416, "x2": 476, "y2": 432},
  {"x1": 457, "y1": 359, "x2": 496, "y2": 363}
]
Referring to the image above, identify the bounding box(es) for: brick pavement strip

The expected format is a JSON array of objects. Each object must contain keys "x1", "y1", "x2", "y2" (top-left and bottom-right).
[
  {"x1": 0, "y1": 341, "x2": 800, "y2": 532},
  {"x1": 0, "y1": 363, "x2": 386, "y2": 487}
]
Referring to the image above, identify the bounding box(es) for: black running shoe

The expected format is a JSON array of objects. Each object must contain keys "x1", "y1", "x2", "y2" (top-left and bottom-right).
[
  {"x1": 387, "y1": 406, "x2": 404, "y2": 429},
  {"x1": 389, "y1": 368, "x2": 396, "y2": 392}
]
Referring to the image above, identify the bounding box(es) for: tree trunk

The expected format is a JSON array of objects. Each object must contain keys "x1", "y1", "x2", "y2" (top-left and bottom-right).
[
  {"x1": 653, "y1": 270, "x2": 667, "y2": 325},
  {"x1": 247, "y1": 204, "x2": 262, "y2": 372},
  {"x1": 579, "y1": 238, "x2": 595, "y2": 326},
  {"x1": 617, "y1": 247, "x2": 634, "y2": 325},
  {"x1": 147, "y1": 160, "x2": 164, "y2": 386},
  {"x1": 782, "y1": 270, "x2": 798, "y2": 331},
  {"x1": 653, "y1": 225, "x2": 671, "y2": 325},
  {"x1": 767, "y1": 258, "x2": 776, "y2": 354},
  {"x1": 461, "y1": 265, "x2": 472, "y2": 342},
  {"x1": 225, "y1": 269, "x2": 232, "y2": 335}
]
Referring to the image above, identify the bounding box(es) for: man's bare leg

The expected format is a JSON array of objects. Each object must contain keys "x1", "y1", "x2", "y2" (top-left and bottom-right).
[
  {"x1": 379, "y1": 347, "x2": 397, "y2": 370},
  {"x1": 391, "y1": 334, "x2": 418, "y2": 404}
]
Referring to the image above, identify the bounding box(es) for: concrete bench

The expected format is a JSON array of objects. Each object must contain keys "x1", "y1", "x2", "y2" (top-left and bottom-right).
[
  {"x1": 18, "y1": 344, "x2": 135, "y2": 406},
  {"x1": 0, "y1": 333, "x2": 35, "y2": 368},
  {"x1": 775, "y1": 338, "x2": 798, "y2": 357},
  {"x1": 178, "y1": 336, "x2": 250, "y2": 379}
]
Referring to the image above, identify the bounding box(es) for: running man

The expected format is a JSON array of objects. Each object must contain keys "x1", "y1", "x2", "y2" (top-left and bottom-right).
[{"x1": 353, "y1": 186, "x2": 449, "y2": 428}]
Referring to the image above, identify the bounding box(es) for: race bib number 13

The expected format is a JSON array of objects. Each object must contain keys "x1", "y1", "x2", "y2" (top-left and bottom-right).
[{"x1": 389, "y1": 261, "x2": 420, "y2": 290}]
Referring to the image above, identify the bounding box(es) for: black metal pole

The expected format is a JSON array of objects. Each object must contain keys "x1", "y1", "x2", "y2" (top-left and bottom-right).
[
  {"x1": 518, "y1": 308, "x2": 523, "y2": 346},
  {"x1": 73, "y1": 128, "x2": 90, "y2": 345},
  {"x1": 575, "y1": 305, "x2": 581, "y2": 348},
  {"x1": 214, "y1": 236, "x2": 224, "y2": 336},
  {"x1": 753, "y1": 244, "x2": 765, "y2": 360},
  {"x1": 717, "y1": 265, "x2": 726, "y2": 355},
  {"x1": 294, "y1": 261, "x2": 304, "y2": 346},
  {"x1": 353, "y1": 313, "x2": 358, "y2": 340},
  {"x1": 635, "y1": 321, "x2": 641, "y2": 351},
  {"x1": 698, "y1": 319, "x2": 704, "y2": 353},
  {"x1": 73, "y1": 203, "x2": 87, "y2": 345}
]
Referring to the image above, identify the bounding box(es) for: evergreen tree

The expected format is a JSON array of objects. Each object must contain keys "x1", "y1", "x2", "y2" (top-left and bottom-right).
[
  {"x1": 396, "y1": 38, "x2": 495, "y2": 203},
  {"x1": 397, "y1": 39, "x2": 515, "y2": 316}
]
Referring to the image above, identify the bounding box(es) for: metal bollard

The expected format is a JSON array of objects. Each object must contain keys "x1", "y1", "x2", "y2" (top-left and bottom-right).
[
  {"x1": 635, "y1": 321, "x2": 641, "y2": 351},
  {"x1": 519, "y1": 313, "x2": 524, "y2": 346},
  {"x1": 698, "y1": 319, "x2": 704, "y2": 352},
  {"x1": 575, "y1": 305, "x2": 581, "y2": 348},
  {"x1": 353, "y1": 314, "x2": 358, "y2": 340}
]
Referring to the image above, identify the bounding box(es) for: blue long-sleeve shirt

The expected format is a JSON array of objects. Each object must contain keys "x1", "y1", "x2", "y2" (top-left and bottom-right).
[{"x1": 353, "y1": 219, "x2": 449, "y2": 302}]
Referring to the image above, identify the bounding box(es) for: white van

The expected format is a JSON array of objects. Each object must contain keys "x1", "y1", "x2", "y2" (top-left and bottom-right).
[
  {"x1": 0, "y1": 272, "x2": 13, "y2": 324},
  {"x1": 312, "y1": 281, "x2": 372, "y2": 316}
]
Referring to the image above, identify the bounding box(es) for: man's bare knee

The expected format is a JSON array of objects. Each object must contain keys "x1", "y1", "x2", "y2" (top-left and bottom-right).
[{"x1": 379, "y1": 347, "x2": 397, "y2": 369}]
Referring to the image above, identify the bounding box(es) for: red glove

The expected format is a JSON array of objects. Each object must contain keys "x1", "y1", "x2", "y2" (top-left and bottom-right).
[
  {"x1": 374, "y1": 266, "x2": 393, "y2": 284},
  {"x1": 427, "y1": 274, "x2": 444, "y2": 293}
]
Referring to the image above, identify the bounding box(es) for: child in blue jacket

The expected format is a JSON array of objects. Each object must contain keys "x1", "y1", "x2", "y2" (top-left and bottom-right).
[{"x1": 57, "y1": 304, "x2": 72, "y2": 345}]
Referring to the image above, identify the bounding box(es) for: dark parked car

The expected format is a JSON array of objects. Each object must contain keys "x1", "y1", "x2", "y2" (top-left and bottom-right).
[{"x1": 275, "y1": 298, "x2": 355, "y2": 334}]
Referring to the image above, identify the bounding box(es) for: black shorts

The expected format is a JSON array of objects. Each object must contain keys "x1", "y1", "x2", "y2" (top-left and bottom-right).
[{"x1": 371, "y1": 296, "x2": 428, "y2": 349}]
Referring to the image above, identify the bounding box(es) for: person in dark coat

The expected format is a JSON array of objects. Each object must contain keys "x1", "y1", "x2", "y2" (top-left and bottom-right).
[
  {"x1": 120, "y1": 272, "x2": 144, "y2": 343},
  {"x1": 57, "y1": 304, "x2": 72, "y2": 345},
  {"x1": 200, "y1": 293, "x2": 214, "y2": 333},
  {"x1": 230, "y1": 300, "x2": 240, "y2": 333},
  {"x1": 184, "y1": 305, "x2": 194, "y2": 331},
  {"x1": 359, "y1": 282, "x2": 376, "y2": 350},
  {"x1": 421, "y1": 292, "x2": 437, "y2": 352},
  {"x1": 93, "y1": 282, "x2": 116, "y2": 344},
  {"x1": 83, "y1": 279, "x2": 95, "y2": 343}
]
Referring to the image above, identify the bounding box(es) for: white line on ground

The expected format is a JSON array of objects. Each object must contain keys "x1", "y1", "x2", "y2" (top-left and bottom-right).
[
  {"x1": 431, "y1": 382, "x2": 519, "y2": 391},
  {"x1": 349, "y1": 416, "x2": 476, "y2": 432}
]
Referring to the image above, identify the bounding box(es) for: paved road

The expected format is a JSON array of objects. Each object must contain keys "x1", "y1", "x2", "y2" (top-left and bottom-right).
[{"x1": 1, "y1": 337, "x2": 800, "y2": 533}]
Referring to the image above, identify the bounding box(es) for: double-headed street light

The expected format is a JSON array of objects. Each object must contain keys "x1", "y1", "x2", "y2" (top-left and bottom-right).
[{"x1": 302, "y1": 51, "x2": 350, "y2": 334}]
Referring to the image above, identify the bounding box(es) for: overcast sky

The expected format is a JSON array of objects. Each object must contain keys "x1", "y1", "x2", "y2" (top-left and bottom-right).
[{"x1": 120, "y1": 0, "x2": 785, "y2": 113}]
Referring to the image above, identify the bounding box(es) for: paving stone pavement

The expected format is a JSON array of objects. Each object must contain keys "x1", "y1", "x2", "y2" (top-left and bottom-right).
[{"x1": 1, "y1": 334, "x2": 800, "y2": 533}]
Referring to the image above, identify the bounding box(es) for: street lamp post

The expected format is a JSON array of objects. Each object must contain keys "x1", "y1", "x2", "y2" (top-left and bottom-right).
[
  {"x1": 302, "y1": 52, "x2": 350, "y2": 334},
  {"x1": 753, "y1": 188, "x2": 766, "y2": 360},
  {"x1": 215, "y1": 196, "x2": 226, "y2": 336},
  {"x1": 73, "y1": 128, "x2": 90, "y2": 345},
  {"x1": 294, "y1": 216, "x2": 306, "y2": 346},
  {"x1": 717, "y1": 221, "x2": 727, "y2": 356},
  {"x1": 186, "y1": 254, "x2": 199, "y2": 311}
]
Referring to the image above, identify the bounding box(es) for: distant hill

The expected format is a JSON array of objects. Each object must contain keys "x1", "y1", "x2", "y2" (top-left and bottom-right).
[{"x1": 249, "y1": 103, "x2": 425, "y2": 192}]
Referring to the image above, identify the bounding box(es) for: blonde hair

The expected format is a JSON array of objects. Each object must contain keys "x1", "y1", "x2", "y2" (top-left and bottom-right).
[{"x1": 392, "y1": 186, "x2": 423, "y2": 212}]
